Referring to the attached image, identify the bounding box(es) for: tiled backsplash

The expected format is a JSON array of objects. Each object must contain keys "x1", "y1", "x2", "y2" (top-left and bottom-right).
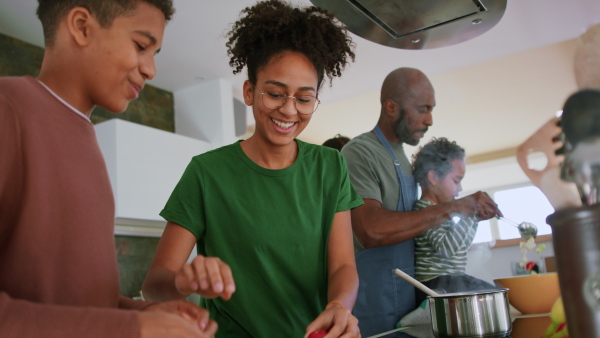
[
  {"x1": 115, "y1": 235, "x2": 160, "y2": 298},
  {"x1": 0, "y1": 32, "x2": 175, "y2": 132}
]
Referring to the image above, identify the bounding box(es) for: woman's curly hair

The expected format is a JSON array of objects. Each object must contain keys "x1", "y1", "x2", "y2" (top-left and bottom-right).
[
  {"x1": 412, "y1": 137, "x2": 465, "y2": 188},
  {"x1": 226, "y1": 0, "x2": 355, "y2": 90}
]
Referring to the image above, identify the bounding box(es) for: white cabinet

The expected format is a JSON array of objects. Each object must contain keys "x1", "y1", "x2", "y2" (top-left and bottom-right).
[
  {"x1": 95, "y1": 119, "x2": 212, "y2": 236},
  {"x1": 174, "y1": 78, "x2": 240, "y2": 149}
]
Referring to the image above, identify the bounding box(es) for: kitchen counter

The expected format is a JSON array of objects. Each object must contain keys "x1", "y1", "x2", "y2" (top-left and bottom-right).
[
  {"x1": 510, "y1": 314, "x2": 552, "y2": 338},
  {"x1": 369, "y1": 314, "x2": 552, "y2": 338}
]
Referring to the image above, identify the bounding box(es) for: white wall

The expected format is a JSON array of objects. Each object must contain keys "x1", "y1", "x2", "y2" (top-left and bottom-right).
[
  {"x1": 461, "y1": 152, "x2": 548, "y2": 194},
  {"x1": 300, "y1": 39, "x2": 578, "y2": 159}
]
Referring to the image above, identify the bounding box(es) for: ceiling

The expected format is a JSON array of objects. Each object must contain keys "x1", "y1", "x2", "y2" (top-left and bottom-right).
[{"x1": 1, "y1": 0, "x2": 599, "y2": 157}]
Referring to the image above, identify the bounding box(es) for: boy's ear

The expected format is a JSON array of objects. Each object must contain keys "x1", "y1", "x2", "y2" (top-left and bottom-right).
[
  {"x1": 243, "y1": 80, "x2": 254, "y2": 106},
  {"x1": 66, "y1": 6, "x2": 97, "y2": 47},
  {"x1": 426, "y1": 170, "x2": 439, "y2": 187}
]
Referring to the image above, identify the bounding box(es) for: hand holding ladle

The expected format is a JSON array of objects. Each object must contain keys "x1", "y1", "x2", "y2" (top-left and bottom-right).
[{"x1": 496, "y1": 217, "x2": 538, "y2": 240}]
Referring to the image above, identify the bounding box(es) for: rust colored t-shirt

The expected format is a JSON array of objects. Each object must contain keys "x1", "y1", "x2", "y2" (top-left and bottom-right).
[{"x1": 0, "y1": 76, "x2": 144, "y2": 337}]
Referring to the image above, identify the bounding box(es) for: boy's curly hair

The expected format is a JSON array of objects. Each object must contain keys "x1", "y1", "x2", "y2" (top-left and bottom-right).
[
  {"x1": 412, "y1": 137, "x2": 465, "y2": 188},
  {"x1": 37, "y1": 0, "x2": 175, "y2": 46},
  {"x1": 226, "y1": 0, "x2": 355, "y2": 90}
]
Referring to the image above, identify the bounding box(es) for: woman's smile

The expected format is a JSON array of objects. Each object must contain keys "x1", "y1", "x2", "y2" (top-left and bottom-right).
[{"x1": 270, "y1": 117, "x2": 297, "y2": 132}]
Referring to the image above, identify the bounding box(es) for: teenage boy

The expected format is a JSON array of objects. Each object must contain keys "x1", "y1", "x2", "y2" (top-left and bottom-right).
[{"x1": 0, "y1": 1, "x2": 217, "y2": 337}]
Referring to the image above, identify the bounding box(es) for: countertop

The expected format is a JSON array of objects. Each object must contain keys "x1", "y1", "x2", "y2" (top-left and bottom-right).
[{"x1": 368, "y1": 314, "x2": 552, "y2": 338}]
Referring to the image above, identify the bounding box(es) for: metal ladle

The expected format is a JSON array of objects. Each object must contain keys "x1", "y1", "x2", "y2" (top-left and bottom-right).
[{"x1": 496, "y1": 217, "x2": 538, "y2": 240}]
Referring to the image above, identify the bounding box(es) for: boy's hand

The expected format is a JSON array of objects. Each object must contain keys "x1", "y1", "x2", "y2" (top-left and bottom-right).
[
  {"x1": 174, "y1": 256, "x2": 236, "y2": 300},
  {"x1": 139, "y1": 310, "x2": 218, "y2": 338},
  {"x1": 144, "y1": 300, "x2": 212, "y2": 331}
]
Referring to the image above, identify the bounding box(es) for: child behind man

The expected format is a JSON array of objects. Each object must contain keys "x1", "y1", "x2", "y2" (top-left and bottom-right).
[{"x1": 411, "y1": 137, "x2": 497, "y2": 306}]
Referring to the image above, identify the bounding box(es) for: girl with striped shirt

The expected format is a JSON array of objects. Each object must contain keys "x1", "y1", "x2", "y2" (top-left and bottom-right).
[{"x1": 411, "y1": 137, "x2": 498, "y2": 305}]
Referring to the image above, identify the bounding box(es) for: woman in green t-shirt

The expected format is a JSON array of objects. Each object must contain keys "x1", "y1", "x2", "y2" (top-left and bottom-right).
[{"x1": 142, "y1": 1, "x2": 363, "y2": 337}]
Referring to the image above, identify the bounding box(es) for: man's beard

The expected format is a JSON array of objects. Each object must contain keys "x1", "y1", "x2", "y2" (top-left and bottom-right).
[{"x1": 393, "y1": 110, "x2": 424, "y2": 146}]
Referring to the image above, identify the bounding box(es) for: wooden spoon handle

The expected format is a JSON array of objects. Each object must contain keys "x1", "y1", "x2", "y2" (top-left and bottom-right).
[{"x1": 393, "y1": 268, "x2": 440, "y2": 297}]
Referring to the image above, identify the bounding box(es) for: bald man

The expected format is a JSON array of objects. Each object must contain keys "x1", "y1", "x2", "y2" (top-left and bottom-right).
[{"x1": 341, "y1": 68, "x2": 501, "y2": 337}]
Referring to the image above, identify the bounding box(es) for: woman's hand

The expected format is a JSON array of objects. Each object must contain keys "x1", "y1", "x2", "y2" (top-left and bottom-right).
[
  {"x1": 304, "y1": 302, "x2": 361, "y2": 338},
  {"x1": 142, "y1": 224, "x2": 236, "y2": 302},
  {"x1": 174, "y1": 255, "x2": 236, "y2": 300}
]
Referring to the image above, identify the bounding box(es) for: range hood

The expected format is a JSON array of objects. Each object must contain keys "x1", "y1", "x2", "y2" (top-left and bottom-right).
[{"x1": 310, "y1": 0, "x2": 507, "y2": 49}]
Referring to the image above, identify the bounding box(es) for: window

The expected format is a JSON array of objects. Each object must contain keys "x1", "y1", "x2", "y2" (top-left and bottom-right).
[
  {"x1": 473, "y1": 219, "x2": 492, "y2": 243},
  {"x1": 471, "y1": 184, "x2": 554, "y2": 243}
]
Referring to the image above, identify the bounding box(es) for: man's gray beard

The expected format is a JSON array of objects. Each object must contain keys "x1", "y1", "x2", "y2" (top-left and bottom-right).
[{"x1": 393, "y1": 113, "x2": 420, "y2": 146}]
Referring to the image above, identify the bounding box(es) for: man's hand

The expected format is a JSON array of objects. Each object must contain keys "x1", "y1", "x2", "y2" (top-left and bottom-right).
[{"x1": 455, "y1": 191, "x2": 503, "y2": 220}]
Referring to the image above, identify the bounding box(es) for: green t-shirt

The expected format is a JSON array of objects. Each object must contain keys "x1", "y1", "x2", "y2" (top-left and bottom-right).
[{"x1": 161, "y1": 140, "x2": 363, "y2": 337}]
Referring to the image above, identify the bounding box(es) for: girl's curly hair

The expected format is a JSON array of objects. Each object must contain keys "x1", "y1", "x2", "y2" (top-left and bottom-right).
[
  {"x1": 226, "y1": 0, "x2": 355, "y2": 90},
  {"x1": 412, "y1": 137, "x2": 466, "y2": 188}
]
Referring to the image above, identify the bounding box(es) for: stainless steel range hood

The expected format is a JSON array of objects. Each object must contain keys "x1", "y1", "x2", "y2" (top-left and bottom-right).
[{"x1": 310, "y1": 0, "x2": 507, "y2": 49}]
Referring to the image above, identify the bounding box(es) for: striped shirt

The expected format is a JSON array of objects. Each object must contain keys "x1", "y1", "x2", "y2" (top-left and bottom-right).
[{"x1": 414, "y1": 199, "x2": 479, "y2": 282}]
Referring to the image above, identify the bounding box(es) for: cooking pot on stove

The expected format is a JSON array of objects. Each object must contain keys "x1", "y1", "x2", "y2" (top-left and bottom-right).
[
  {"x1": 393, "y1": 269, "x2": 512, "y2": 338},
  {"x1": 428, "y1": 289, "x2": 512, "y2": 338}
]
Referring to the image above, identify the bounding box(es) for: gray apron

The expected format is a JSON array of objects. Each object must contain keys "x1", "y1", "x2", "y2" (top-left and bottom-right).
[{"x1": 353, "y1": 126, "x2": 418, "y2": 337}]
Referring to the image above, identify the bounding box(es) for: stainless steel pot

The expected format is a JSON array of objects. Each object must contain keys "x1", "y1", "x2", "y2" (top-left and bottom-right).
[{"x1": 428, "y1": 289, "x2": 512, "y2": 338}]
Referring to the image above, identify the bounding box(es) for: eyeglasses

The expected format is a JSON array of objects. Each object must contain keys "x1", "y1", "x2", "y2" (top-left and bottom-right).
[{"x1": 253, "y1": 86, "x2": 320, "y2": 115}]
